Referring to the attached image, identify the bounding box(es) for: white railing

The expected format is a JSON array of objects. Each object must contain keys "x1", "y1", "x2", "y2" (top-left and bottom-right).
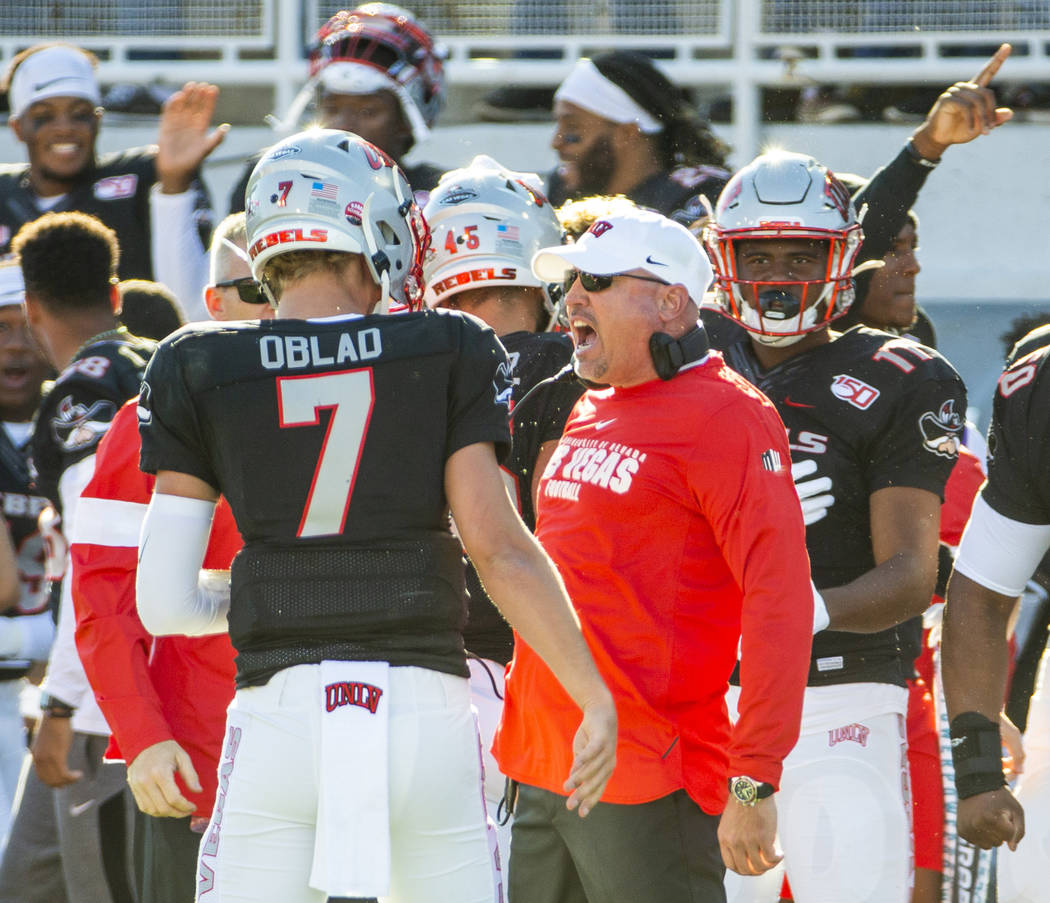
[{"x1": 3, "y1": 0, "x2": 1050, "y2": 159}]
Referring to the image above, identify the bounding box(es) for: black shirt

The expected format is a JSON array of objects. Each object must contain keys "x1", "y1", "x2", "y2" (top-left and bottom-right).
[
  {"x1": 30, "y1": 329, "x2": 155, "y2": 513},
  {"x1": 462, "y1": 330, "x2": 573, "y2": 664},
  {"x1": 0, "y1": 148, "x2": 211, "y2": 282},
  {"x1": 722, "y1": 327, "x2": 966, "y2": 686},
  {"x1": 139, "y1": 310, "x2": 514, "y2": 686}
]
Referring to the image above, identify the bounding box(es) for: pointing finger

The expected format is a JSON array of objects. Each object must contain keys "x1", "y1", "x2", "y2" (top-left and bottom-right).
[{"x1": 973, "y1": 43, "x2": 1011, "y2": 88}]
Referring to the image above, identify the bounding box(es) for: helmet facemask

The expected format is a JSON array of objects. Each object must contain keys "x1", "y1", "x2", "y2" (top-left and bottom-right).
[{"x1": 703, "y1": 151, "x2": 863, "y2": 345}]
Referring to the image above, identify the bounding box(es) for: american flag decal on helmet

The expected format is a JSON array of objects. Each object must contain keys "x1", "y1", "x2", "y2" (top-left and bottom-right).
[{"x1": 761, "y1": 449, "x2": 782, "y2": 472}]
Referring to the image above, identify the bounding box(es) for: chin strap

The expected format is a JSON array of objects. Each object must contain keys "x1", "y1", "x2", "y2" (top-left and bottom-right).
[
  {"x1": 361, "y1": 191, "x2": 392, "y2": 314},
  {"x1": 649, "y1": 325, "x2": 711, "y2": 381}
]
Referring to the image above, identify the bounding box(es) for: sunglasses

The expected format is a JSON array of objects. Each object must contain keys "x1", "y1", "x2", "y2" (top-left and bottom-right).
[
  {"x1": 213, "y1": 277, "x2": 266, "y2": 305},
  {"x1": 563, "y1": 270, "x2": 670, "y2": 294}
]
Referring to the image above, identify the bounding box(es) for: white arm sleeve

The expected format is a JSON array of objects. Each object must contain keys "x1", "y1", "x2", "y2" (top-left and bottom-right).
[
  {"x1": 149, "y1": 184, "x2": 209, "y2": 323},
  {"x1": 953, "y1": 495, "x2": 1050, "y2": 597},
  {"x1": 136, "y1": 492, "x2": 230, "y2": 636}
]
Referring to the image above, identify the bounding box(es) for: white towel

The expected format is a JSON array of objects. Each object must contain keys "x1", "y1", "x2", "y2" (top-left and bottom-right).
[{"x1": 310, "y1": 660, "x2": 391, "y2": 898}]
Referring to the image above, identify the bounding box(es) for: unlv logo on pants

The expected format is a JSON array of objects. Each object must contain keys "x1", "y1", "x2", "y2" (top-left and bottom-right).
[{"x1": 325, "y1": 681, "x2": 383, "y2": 714}]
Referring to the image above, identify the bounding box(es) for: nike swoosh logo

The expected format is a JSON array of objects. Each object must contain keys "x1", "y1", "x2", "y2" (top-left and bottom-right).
[
  {"x1": 593, "y1": 418, "x2": 616, "y2": 430},
  {"x1": 69, "y1": 799, "x2": 95, "y2": 817},
  {"x1": 783, "y1": 397, "x2": 815, "y2": 409},
  {"x1": 645, "y1": 255, "x2": 667, "y2": 267},
  {"x1": 33, "y1": 76, "x2": 78, "y2": 92}
]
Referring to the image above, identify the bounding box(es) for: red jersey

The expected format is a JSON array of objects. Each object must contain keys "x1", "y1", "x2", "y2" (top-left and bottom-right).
[
  {"x1": 71, "y1": 400, "x2": 240, "y2": 816},
  {"x1": 493, "y1": 354, "x2": 813, "y2": 813}
]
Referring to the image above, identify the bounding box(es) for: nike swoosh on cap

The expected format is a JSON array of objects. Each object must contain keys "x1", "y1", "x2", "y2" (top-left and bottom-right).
[
  {"x1": 33, "y1": 76, "x2": 79, "y2": 92},
  {"x1": 645, "y1": 255, "x2": 667, "y2": 267}
]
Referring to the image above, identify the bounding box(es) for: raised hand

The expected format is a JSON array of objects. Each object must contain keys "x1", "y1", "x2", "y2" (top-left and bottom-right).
[
  {"x1": 156, "y1": 81, "x2": 229, "y2": 194},
  {"x1": 911, "y1": 43, "x2": 1013, "y2": 160}
]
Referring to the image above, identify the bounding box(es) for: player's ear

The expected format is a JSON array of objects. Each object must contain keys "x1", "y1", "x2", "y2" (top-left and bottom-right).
[
  {"x1": 109, "y1": 281, "x2": 120, "y2": 314},
  {"x1": 204, "y1": 286, "x2": 223, "y2": 320}
]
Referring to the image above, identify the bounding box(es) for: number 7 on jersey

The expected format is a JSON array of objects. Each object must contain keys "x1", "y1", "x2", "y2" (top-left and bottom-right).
[{"x1": 277, "y1": 369, "x2": 375, "y2": 537}]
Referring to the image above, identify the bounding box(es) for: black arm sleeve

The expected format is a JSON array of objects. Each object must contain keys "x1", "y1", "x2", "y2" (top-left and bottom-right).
[{"x1": 853, "y1": 145, "x2": 934, "y2": 264}]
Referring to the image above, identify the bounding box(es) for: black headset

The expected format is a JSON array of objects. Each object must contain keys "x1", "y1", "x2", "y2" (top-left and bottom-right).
[{"x1": 649, "y1": 325, "x2": 710, "y2": 381}]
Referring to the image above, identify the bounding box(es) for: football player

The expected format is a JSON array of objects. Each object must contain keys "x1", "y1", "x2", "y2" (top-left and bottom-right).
[
  {"x1": 3, "y1": 212, "x2": 156, "y2": 903},
  {"x1": 228, "y1": 3, "x2": 447, "y2": 213},
  {"x1": 0, "y1": 43, "x2": 222, "y2": 319},
  {"x1": 705, "y1": 151, "x2": 966, "y2": 903},
  {"x1": 135, "y1": 128, "x2": 615, "y2": 903},
  {"x1": 422, "y1": 154, "x2": 571, "y2": 863},
  {"x1": 0, "y1": 263, "x2": 53, "y2": 845},
  {"x1": 71, "y1": 212, "x2": 271, "y2": 903},
  {"x1": 942, "y1": 327, "x2": 1050, "y2": 903}
]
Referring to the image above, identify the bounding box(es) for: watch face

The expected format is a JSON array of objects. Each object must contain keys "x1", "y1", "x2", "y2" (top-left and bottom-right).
[{"x1": 731, "y1": 777, "x2": 757, "y2": 805}]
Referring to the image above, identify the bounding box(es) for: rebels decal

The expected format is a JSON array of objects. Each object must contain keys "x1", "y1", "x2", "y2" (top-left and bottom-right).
[
  {"x1": 248, "y1": 227, "x2": 329, "y2": 260},
  {"x1": 430, "y1": 266, "x2": 518, "y2": 297}
]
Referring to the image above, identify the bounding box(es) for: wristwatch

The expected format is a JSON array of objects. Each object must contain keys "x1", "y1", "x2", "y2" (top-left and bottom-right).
[
  {"x1": 38, "y1": 691, "x2": 75, "y2": 719},
  {"x1": 728, "y1": 775, "x2": 775, "y2": 806}
]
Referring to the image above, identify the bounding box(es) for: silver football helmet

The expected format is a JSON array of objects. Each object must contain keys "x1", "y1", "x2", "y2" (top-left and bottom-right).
[
  {"x1": 244, "y1": 128, "x2": 429, "y2": 310},
  {"x1": 702, "y1": 151, "x2": 862, "y2": 346},
  {"x1": 422, "y1": 155, "x2": 564, "y2": 324}
]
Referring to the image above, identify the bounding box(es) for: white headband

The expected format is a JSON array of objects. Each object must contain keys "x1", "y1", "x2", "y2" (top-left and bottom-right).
[
  {"x1": 555, "y1": 59, "x2": 663, "y2": 134},
  {"x1": 8, "y1": 46, "x2": 101, "y2": 120},
  {"x1": 0, "y1": 266, "x2": 25, "y2": 308}
]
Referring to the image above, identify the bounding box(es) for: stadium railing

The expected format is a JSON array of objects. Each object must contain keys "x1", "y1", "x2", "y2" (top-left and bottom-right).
[{"x1": 2, "y1": 0, "x2": 1049, "y2": 153}]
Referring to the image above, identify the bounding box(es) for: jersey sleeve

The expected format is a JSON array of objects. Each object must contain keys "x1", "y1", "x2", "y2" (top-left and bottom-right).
[
  {"x1": 982, "y1": 347, "x2": 1050, "y2": 524},
  {"x1": 866, "y1": 363, "x2": 967, "y2": 499},
  {"x1": 71, "y1": 402, "x2": 173, "y2": 762},
  {"x1": 687, "y1": 390, "x2": 812, "y2": 785},
  {"x1": 138, "y1": 336, "x2": 220, "y2": 489},
  {"x1": 445, "y1": 315, "x2": 513, "y2": 463}
]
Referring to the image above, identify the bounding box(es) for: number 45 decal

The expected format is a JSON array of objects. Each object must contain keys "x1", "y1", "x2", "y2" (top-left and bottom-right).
[{"x1": 277, "y1": 370, "x2": 374, "y2": 537}]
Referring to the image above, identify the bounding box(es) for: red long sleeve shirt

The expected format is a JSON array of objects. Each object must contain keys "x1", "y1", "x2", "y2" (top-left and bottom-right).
[
  {"x1": 71, "y1": 400, "x2": 240, "y2": 816},
  {"x1": 493, "y1": 355, "x2": 813, "y2": 813}
]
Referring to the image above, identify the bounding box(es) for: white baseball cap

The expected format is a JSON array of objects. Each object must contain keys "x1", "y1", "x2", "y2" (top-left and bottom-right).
[
  {"x1": 532, "y1": 208, "x2": 713, "y2": 306},
  {"x1": 8, "y1": 45, "x2": 101, "y2": 119}
]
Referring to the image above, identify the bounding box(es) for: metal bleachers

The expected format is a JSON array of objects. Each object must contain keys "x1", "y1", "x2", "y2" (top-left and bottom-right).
[{"x1": 2, "y1": 0, "x2": 1050, "y2": 155}]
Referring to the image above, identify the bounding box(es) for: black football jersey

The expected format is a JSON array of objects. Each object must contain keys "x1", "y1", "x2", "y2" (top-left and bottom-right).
[
  {"x1": 546, "y1": 164, "x2": 729, "y2": 226},
  {"x1": 0, "y1": 426, "x2": 51, "y2": 678},
  {"x1": 723, "y1": 326, "x2": 966, "y2": 686},
  {"x1": 983, "y1": 332, "x2": 1050, "y2": 525},
  {"x1": 462, "y1": 330, "x2": 572, "y2": 664},
  {"x1": 0, "y1": 148, "x2": 211, "y2": 282},
  {"x1": 30, "y1": 331, "x2": 155, "y2": 512},
  {"x1": 139, "y1": 310, "x2": 513, "y2": 685}
]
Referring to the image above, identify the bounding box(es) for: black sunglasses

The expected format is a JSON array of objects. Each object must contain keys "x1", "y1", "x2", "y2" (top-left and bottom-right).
[
  {"x1": 563, "y1": 270, "x2": 670, "y2": 294},
  {"x1": 214, "y1": 277, "x2": 266, "y2": 305}
]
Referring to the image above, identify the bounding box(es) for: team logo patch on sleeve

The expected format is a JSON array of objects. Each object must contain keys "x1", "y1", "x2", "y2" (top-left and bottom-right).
[
  {"x1": 50, "y1": 396, "x2": 116, "y2": 452},
  {"x1": 919, "y1": 399, "x2": 963, "y2": 458},
  {"x1": 93, "y1": 174, "x2": 138, "y2": 200},
  {"x1": 493, "y1": 361, "x2": 513, "y2": 408}
]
